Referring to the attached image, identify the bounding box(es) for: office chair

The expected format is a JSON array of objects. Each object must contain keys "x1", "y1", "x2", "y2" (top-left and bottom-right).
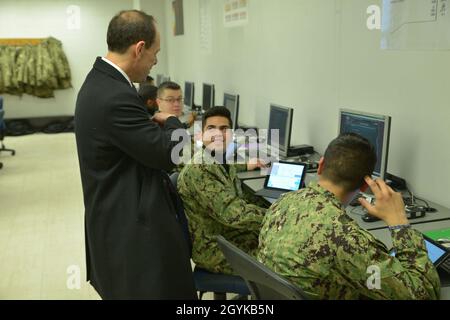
[
  {"x1": 169, "y1": 172, "x2": 250, "y2": 300},
  {"x1": 216, "y1": 235, "x2": 309, "y2": 300},
  {"x1": 0, "y1": 96, "x2": 16, "y2": 170}
]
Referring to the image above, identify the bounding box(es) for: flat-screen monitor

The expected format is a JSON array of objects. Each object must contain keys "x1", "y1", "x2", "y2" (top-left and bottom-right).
[
  {"x1": 156, "y1": 74, "x2": 163, "y2": 86},
  {"x1": 223, "y1": 93, "x2": 239, "y2": 129},
  {"x1": 338, "y1": 108, "x2": 391, "y2": 180},
  {"x1": 184, "y1": 82, "x2": 195, "y2": 109},
  {"x1": 267, "y1": 104, "x2": 293, "y2": 157},
  {"x1": 161, "y1": 76, "x2": 170, "y2": 84},
  {"x1": 202, "y1": 83, "x2": 215, "y2": 112}
]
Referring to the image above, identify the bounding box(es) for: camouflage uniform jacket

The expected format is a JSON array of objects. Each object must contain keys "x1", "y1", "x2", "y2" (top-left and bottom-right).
[
  {"x1": 258, "y1": 181, "x2": 440, "y2": 299},
  {"x1": 178, "y1": 149, "x2": 268, "y2": 274}
]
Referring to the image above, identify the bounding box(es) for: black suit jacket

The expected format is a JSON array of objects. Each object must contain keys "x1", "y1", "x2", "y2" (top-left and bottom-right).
[{"x1": 74, "y1": 57, "x2": 196, "y2": 299}]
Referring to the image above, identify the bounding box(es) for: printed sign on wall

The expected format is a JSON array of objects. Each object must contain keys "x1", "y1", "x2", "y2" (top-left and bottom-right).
[{"x1": 224, "y1": 0, "x2": 248, "y2": 27}]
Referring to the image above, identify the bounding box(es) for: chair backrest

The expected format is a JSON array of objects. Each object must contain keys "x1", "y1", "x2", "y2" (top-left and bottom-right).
[
  {"x1": 170, "y1": 171, "x2": 180, "y2": 188},
  {"x1": 169, "y1": 171, "x2": 192, "y2": 256},
  {"x1": 216, "y1": 235, "x2": 308, "y2": 300},
  {"x1": 0, "y1": 96, "x2": 5, "y2": 136}
]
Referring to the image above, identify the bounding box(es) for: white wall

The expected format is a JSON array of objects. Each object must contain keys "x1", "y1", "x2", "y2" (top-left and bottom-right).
[
  {"x1": 0, "y1": 0, "x2": 135, "y2": 119},
  {"x1": 141, "y1": 0, "x2": 169, "y2": 77},
  {"x1": 163, "y1": 0, "x2": 450, "y2": 208},
  {"x1": 338, "y1": 0, "x2": 450, "y2": 209}
]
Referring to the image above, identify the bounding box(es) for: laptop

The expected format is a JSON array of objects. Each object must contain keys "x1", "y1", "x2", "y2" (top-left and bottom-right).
[{"x1": 255, "y1": 161, "x2": 307, "y2": 199}]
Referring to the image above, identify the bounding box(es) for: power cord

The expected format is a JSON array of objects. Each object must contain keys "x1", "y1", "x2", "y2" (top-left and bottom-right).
[{"x1": 403, "y1": 186, "x2": 437, "y2": 213}]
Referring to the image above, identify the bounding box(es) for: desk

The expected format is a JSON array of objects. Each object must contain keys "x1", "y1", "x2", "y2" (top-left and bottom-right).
[
  {"x1": 241, "y1": 175, "x2": 450, "y2": 300},
  {"x1": 242, "y1": 175, "x2": 450, "y2": 231},
  {"x1": 370, "y1": 220, "x2": 450, "y2": 300},
  {"x1": 370, "y1": 220, "x2": 450, "y2": 253}
]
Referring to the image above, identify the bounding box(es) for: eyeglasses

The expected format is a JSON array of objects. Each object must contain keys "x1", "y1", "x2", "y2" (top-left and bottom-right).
[{"x1": 159, "y1": 97, "x2": 184, "y2": 104}]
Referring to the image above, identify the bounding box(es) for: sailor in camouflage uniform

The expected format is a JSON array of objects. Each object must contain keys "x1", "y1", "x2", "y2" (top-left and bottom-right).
[
  {"x1": 258, "y1": 133, "x2": 440, "y2": 299},
  {"x1": 178, "y1": 107, "x2": 268, "y2": 274}
]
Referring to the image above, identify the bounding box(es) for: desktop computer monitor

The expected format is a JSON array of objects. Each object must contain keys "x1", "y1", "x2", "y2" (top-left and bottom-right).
[
  {"x1": 202, "y1": 83, "x2": 215, "y2": 112},
  {"x1": 184, "y1": 82, "x2": 195, "y2": 109},
  {"x1": 223, "y1": 93, "x2": 239, "y2": 129},
  {"x1": 268, "y1": 104, "x2": 293, "y2": 157},
  {"x1": 338, "y1": 108, "x2": 391, "y2": 180},
  {"x1": 156, "y1": 74, "x2": 163, "y2": 86},
  {"x1": 161, "y1": 76, "x2": 170, "y2": 83}
]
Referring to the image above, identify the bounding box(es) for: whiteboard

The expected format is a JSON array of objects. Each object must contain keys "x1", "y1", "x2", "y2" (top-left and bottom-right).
[{"x1": 381, "y1": 0, "x2": 450, "y2": 50}]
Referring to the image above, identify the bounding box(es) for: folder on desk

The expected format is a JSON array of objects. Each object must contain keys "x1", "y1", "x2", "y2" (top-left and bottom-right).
[{"x1": 424, "y1": 228, "x2": 450, "y2": 242}]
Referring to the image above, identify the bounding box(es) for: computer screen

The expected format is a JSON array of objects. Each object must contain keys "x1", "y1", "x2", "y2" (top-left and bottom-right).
[
  {"x1": 338, "y1": 109, "x2": 391, "y2": 180},
  {"x1": 161, "y1": 76, "x2": 170, "y2": 84},
  {"x1": 268, "y1": 104, "x2": 293, "y2": 157},
  {"x1": 223, "y1": 93, "x2": 239, "y2": 129},
  {"x1": 202, "y1": 83, "x2": 215, "y2": 112},
  {"x1": 266, "y1": 162, "x2": 306, "y2": 191},
  {"x1": 156, "y1": 74, "x2": 163, "y2": 86},
  {"x1": 425, "y1": 239, "x2": 447, "y2": 264},
  {"x1": 184, "y1": 82, "x2": 195, "y2": 108}
]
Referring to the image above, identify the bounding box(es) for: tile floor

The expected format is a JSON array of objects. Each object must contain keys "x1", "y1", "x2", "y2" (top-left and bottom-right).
[{"x1": 0, "y1": 133, "x2": 220, "y2": 300}]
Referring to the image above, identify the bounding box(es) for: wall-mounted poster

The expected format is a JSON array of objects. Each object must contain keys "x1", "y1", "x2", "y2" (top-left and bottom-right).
[
  {"x1": 224, "y1": 0, "x2": 248, "y2": 27},
  {"x1": 381, "y1": 0, "x2": 450, "y2": 50},
  {"x1": 172, "y1": 0, "x2": 184, "y2": 36}
]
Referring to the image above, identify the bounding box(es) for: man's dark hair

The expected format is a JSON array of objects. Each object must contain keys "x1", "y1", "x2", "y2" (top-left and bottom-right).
[
  {"x1": 107, "y1": 10, "x2": 156, "y2": 54},
  {"x1": 202, "y1": 107, "x2": 233, "y2": 130},
  {"x1": 138, "y1": 84, "x2": 158, "y2": 102},
  {"x1": 322, "y1": 133, "x2": 377, "y2": 192},
  {"x1": 157, "y1": 81, "x2": 181, "y2": 97},
  {"x1": 146, "y1": 75, "x2": 154, "y2": 82}
]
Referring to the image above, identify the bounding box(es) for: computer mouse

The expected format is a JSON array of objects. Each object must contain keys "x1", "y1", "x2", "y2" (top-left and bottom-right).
[
  {"x1": 362, "y1": 213, "x2": 380, "y2": 222},
  {"x1": 349, "y1": 198, "x2": 361, "y2": 207}
]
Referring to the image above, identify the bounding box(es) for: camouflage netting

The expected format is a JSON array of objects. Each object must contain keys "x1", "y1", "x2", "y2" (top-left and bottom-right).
[{"x1": 0, "y1": 37, "x2": 72, "y2": 98}]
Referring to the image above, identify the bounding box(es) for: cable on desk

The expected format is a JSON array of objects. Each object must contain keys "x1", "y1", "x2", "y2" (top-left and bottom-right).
[
  {"x1": 350, "y1": 206, "x2": 365, "y2": 217},
  {"x1": 403, "y1": 186, "x2": 437, "y2": 213}
]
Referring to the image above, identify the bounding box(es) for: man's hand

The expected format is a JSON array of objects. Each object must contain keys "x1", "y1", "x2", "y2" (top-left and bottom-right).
[
  {"x1": 152, "y1": 112, "x2": 177, "y2": 125},
  {"x1": 359, "y1": 176, "x2": 408, "y2": 226},
  {"x1": 247, "y1": 158, "x2": 270, "y2": 171}
]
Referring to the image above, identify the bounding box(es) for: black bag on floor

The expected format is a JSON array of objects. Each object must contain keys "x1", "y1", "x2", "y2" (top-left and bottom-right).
[
  {"x1": 42, "y1": 118, "x2": 74, "y2": 134},
  {"x1": 5, "y1": 120, "x2": 35, "y2": 136}
]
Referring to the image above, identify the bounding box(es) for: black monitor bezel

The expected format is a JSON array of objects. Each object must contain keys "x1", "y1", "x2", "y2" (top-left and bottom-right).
[
  {"x1": 263, "y1": 161, "x2": 307, "y2": 192},
  {"x1": 156, "y1": 74, "x2": 163, "y2": 86},
  {"x1": 184, "y1": 81, "x2": 195, "y2": 108},
  {"x1": 202, "y1": 83, "x2": 215, "y2": 112},
  {"x1": 223, "y1": 92, "x2": 240, "y2": 130},
  {"x1": 268, "y1": 104, "x2": 294, "y2": 158},
  {"x1": 422, "y1": 234, "x2": 450, "y2": 268},
  {"x1": 338, "y1": 108, "x2": 391, "y2": 181}
]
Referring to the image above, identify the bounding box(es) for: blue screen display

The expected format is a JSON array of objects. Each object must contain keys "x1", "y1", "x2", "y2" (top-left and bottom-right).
[{"x1": 425, "y1": 240, "x2": 446, "y2": 263}]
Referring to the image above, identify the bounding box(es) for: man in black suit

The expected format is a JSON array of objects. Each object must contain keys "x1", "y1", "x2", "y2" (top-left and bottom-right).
[{"x1": 75, "y1": 10, "x2": 196, "y2": 299}]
